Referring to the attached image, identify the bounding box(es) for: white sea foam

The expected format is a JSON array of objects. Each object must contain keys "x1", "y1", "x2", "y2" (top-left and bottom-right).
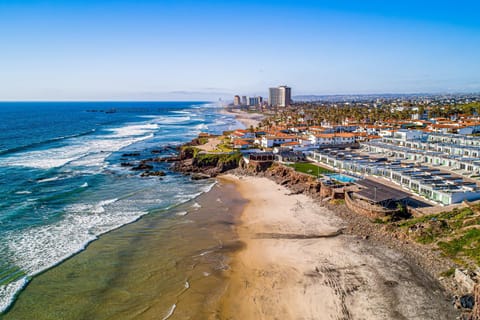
[
  {"x1": 0, "y1": 121, "x2": 158, "y2": 170},
  {"x1": 162, "y1": 304, "x2": 176, "y2": 320},
  {"x1": 176, "y1": 211, "x2": 188, "y2": 217},
  {"x1": 213, "y1": 120, "x2": 227, "y2": 126},
  {"x1": 191, "y1": 202, "x2": 201, "y2": 210},
  {"x1": 80, "y1": 182, "x2": 88, "y2": 188},
  {"x1": 154, "y1": 115, "x2": 191, "y2": 125},
  {"x1": 171, "y1": 110, "x2": 191, "y2": 115},
  {"x1": 199, "y1": 250, "x2": 213, "y2": 257},
  {"x1": 107, "y1": 123, "x2": 159, "y2": 138},
  {"x1": 195, "y1": 124, "x2": 209, "y2": 130},
  {"x1": 0, "y1": 278, "x2": 28, "y2": 313},
  {"x1": 6, "y1": 203, "x2": 146, "y2": 275},
  {"x1": 138, "y1": 115, "x2": 159, "y2": 119},
  {"x1": 14, "y1": 191, "x2": 32, "y2": 195},
  {"x1": 0, "y1": 197, "x2": 148, "y2": 312},
  {"x1": 36, "y1": 176, "x2": 60, "y2": 183},
  {"x1": 201, "y1": 181, "x2": 217, "y2": 194}
]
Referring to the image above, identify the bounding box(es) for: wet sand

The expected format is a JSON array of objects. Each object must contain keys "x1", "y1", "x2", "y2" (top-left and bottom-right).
[
  {"x1": 2, "y1": 180, "x2": 246, "y2": 320},
  {"x1": 219, "y1": 175, "x2": 457, "y2": 320}
]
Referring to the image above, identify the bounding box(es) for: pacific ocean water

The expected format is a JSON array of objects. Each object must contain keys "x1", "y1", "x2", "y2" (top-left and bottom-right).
[{"x1": 0, "y1": 101, "x2": 240, "y2": 313}]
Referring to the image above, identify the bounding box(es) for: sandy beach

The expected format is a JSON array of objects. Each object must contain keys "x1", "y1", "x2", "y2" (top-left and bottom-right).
[
  {"x1": 220, "y1": 108, "x2": 265, "y2": 128},
  {"x1": 219, "y1": 175, "x2": 456, "y2": 320}
]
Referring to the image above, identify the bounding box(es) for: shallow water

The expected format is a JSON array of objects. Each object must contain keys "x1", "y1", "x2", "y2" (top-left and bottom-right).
[{"x1": 2, "y1": 181, "x2": 246, "y2": 320}]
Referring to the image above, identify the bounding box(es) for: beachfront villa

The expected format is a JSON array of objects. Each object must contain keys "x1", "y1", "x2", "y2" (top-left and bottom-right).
[
  {"x1": 260, "y1": 134, "x2": 299, "y2": 148},
  {"x1": 309, "y1": 149, "x2": 480, "y2": 205},
  {"x1": 308, "y1": 132, "x2": 357, "y2": 146},
  {"x1": 365, "y1": 130, "x2": 480, "y2": 177}
]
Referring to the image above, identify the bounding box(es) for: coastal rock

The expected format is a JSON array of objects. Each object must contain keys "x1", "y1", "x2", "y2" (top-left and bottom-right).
[
  {"x1": 171, "y1": 149, "x2": 241, "y2": 177},
  {"x1": 131, "y1": 163, "x2": 154, "y2": 171},
  {"x1": 145, "y1": 156, "x2": 181, "y2": 163},
  {"x1": 244, "y1": 163, "x2": 323, "y2": 199},
  {"x1": 456, "y1": 269, "x2": 476, "y2": 293},
  {"x1": 120, "y1": 162, "x2": 134, "y2": 167},
  {"x1": 151, "y1": 146, "x2": 177, "y2": 154},
  {"x1": 191, "y1": 173, "x2": 211, "y2": 180},
  {"x1": 461, "y1": 295, "x2": 475, "y2": 309},
  {"x1": 140, "y1": 170, "x2": 166, "y2": 177}
]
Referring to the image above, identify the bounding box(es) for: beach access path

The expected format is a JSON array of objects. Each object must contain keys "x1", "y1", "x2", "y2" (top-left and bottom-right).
[{"x1": 218, "y1": 175, "x2": 457, "y2": 320}]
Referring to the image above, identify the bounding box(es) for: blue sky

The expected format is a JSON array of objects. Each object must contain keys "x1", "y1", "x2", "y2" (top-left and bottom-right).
[{"x1": 0, "y1": 0, "x2": 479, "y2": 100}]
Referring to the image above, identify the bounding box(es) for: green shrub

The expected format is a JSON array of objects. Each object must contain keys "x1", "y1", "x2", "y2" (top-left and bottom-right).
[
  {"x1": 440, "y1": 268, "x2": 455, "y2": 277},
  {"x1": 194, "y1": 152, "x2": 242, "y2": 168},
  {"x1": 438, "y1": 228, "x2": 480, "y2": 264}
]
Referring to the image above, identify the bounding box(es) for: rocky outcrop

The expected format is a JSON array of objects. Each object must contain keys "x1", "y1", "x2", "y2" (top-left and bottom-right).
[
  {"x1": 120, "y1": 162, "x2": 134, "y2": 167},
  {"x1": 265, "y1": 164, "x2": 322, "y2": 196},
  {"x1": 238, "y1": 162, "x2": 324, "y2": 198},
  {"x1": 191, "y1": 173, "x2": 211, "y2": 180},
  {"x1": 172, "y1": 151, "x2": 242, "y2": 178},
  {"x1": 151, "y1": 146, "x2": 177, "y2": 154},
  {"x1": 140, "y1": 170, "x2": 166, "y2": 177},
  {"x1": 456, "y1": 269, "x2": 477, "y2": 293},
  {"x1": 239, "y1": 158, "x2": 274, "y2": 174},
  {"x1": 131, "y1": 163, "x2": 154, "y2": 171},
  {"x1": 122, "y1": 135, "x2": 241, "y2": 179},
  {"x1": 122, "y1": 152, "x2": 140, "y2": 157}
]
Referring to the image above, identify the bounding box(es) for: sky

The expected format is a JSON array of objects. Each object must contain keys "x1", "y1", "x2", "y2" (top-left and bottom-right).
[{"x1": 0, "y1": 0, "x2": 479, "y2": 100}]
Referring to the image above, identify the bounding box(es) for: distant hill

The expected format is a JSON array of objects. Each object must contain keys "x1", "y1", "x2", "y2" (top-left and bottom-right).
[{"x1": 293, "y1": 93, "x2": 468, "y2": 102}]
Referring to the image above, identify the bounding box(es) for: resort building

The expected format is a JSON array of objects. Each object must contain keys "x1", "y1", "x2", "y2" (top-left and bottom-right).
[
  {"x1": 309, "y1": 149, "x2": 480, "y2": 205},
  {"x1": 364, "y1": 130, "x2": 480, "y2": 177},
  {"x1": 308, "y1": 133, "x2": 357, "y2": 146},
  {"x1": 269, "y1": 85, "x2": 292, "y2": 107},
  {"x1": 364, "y1": 141, "x2": 480, "y2": 176},
  {"x1": 261, "y1": 134, "x2": 298, "y2": 148}
]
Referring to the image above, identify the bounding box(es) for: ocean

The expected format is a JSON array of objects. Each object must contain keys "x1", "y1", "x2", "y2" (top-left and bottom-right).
[{"x1": 0, "y1": 102, "x2": 242, "y2": 317}]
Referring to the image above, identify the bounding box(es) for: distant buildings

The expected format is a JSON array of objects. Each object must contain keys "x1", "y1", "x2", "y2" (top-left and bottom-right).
[
  {"x1": 269, "y1": 85, "x2": 292, "y2": 107},
  {"x1": 248, "y1": 96, "x2": 263, "y2": 107},
  {"x1": 241, "y1": 96, "x2": 247, "y2": 106},
  {"x1": 232, "y1": 84, "x2": 291, "y2": 108},
  {"x1": 232, "y1": 95, "x2": 264, "y2": 108},
  {"x1": 233, "y1": 95, "x2": 241, "y2": 106}
]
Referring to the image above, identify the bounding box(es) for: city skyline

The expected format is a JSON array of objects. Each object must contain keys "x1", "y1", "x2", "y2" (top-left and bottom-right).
[{"x1": 1, "y1": 0, "x2": 480, "y2": 101}]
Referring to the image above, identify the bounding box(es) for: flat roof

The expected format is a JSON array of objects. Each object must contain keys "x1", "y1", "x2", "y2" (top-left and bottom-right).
[{"x1": 354, "y1": 179, "x2": 410, "y2": 203}]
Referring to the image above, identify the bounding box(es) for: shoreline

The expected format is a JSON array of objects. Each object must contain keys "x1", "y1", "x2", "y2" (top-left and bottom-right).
[
  {"x1": 219, "y1": 108, "x2": 265, "y2": 128},
  {"x1": 218, "y1": 174, "x2": 458, "y2": 319},
  {"x1": 2, "y1": 180, "x2": 246, "y2": 320}
]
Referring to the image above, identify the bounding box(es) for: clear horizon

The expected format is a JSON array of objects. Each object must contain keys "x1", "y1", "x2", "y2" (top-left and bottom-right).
[{"x1": 1, "y1": 0, "x2": 480, "y2": 100}]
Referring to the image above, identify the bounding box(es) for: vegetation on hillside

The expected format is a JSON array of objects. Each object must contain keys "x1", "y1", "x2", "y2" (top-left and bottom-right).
[
  {"x1": 194, "y1": 152, "x2": 242, "y2": 167},
  {"x1": 396, "y1": 205, "x2": 480, "y2": 268}
]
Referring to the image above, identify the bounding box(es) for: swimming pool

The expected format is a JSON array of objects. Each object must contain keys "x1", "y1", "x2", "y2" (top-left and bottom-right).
[{"x1": 327, "y1": 174, "x2": 357, "y2": 183}]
